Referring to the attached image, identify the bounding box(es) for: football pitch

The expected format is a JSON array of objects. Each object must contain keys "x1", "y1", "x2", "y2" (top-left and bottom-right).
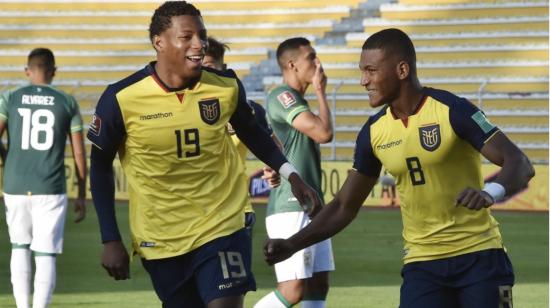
[{"x1": 0, "y1": 202, "x2": 546, "y2": 307}]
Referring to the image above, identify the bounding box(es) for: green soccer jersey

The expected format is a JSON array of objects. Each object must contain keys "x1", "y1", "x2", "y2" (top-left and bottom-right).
[
  {"x1": 266, "y1": 84, "x2": 323, "y2": 216},
  {"x1": 0, "y1": 84, "x2": 83, "y2": 195}
]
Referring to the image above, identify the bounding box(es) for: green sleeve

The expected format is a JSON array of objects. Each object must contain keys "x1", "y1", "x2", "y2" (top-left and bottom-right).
[
  {"x1": 267, "y1": 87, "x2": 309, "y2": 125},
  {"x1": 67, "y1": 94, "x2": 83, "y2": 133}
]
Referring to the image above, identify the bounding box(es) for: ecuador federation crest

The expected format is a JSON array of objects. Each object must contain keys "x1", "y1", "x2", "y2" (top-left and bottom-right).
[
  {"x1": 198, "y1": 98, "x2": 220, "y2": 125},
  {"x1": 419, "y1": 124, "x2": 441, "y2": 152}
]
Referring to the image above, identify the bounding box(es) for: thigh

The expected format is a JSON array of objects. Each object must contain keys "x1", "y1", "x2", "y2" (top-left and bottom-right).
[
  {"x1": 4, "y1": 193, "x2": 32, "y2": 245},
  {"x1": 141, "y1": 254, "x2": 204, "y2": 308},
  {"x1": 30, "y1": 194, "x2": 68, "y2": 254},
  {"x1": 400, "y1": 264, "x2": 459, "y2": 308},
  {"x1": 265, "y1": 211, "x2": 306, "y2": 239},
  {"x1": 312, "y1": 238, "x2": 335, "y2": 274},
  {"x1": 267, "y1": 211, "x2": 315, "y2": 281},
  {"x1": 457, "y1": 250, "x2": 515, "y2": 308},
  {"x1": 195, "y1": 229, "x2": 256, "y2": 305},
  {"x1": 458, "y1": 280, "x2": 513, "y2": 308}
]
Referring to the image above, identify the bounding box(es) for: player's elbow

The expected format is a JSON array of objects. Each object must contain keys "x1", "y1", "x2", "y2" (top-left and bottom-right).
[
  {"x1": 317, "y1": 133, "x2": 333, "y2": 144},
  {"x1": 313, "y1": 129, "x2": 333, "y2": 144}
]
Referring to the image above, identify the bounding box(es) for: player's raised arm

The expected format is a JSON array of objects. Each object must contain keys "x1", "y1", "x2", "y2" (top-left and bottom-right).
[{"x1": 264, "y1": 170, "x2": 377, "y2": 265}]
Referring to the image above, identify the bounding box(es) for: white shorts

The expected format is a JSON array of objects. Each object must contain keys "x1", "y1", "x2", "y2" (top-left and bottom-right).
[
  {"x1": 4, "y1": 193, "x2": 68, "y2": 254},
  {"x1": 266, "y1": 211, "x2": 335, "y2": 282}
]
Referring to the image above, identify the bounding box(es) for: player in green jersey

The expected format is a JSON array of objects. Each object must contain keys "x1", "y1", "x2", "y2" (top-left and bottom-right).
[
  {"x1": 0, "y1": 47, "x2": 86, "y2": 308},
  {"x1": 263, "y1": 29, "x2": 534, "y2": 308},
  {"x1": 255, "y1": 37, "x2": 334, "y2": 308}
]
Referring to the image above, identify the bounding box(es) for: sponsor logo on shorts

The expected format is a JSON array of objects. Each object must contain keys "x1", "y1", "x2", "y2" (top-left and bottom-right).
[
  {"x1": 139, "y1": 241, "x2": 156, "y2": 248},
  {"x1": 304, "y1": 251, "x2": 312, "y2": 266}
]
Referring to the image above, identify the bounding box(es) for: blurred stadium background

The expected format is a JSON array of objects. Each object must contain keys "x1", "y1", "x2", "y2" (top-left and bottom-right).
[{"x1": 0, "y1": 0, "x2": 547, "y2": 307}]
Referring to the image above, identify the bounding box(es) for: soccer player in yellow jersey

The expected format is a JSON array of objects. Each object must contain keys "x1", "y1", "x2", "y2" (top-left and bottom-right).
[
  {"x1": 87, "y1": 2, "x2": 319, "y2": 308},
  {"x1": 263, "y1": 28, "x2": 534, "y2": 308}
]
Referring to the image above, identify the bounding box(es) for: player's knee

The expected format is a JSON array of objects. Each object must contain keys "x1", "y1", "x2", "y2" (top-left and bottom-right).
[{"x1": 278, "y1": 280, "x2": 305, "y2": 304}]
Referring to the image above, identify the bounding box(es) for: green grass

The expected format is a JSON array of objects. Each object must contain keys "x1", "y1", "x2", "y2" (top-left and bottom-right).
[{"x1": 0, "y1": 203, "x2": 546, "y2": 307}]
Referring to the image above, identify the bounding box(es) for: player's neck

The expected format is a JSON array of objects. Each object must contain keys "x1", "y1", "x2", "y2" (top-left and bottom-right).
[
  {"x1": 154, "y1": 61, "x2": 198, "y2": 90},
  {"x1": 283, "y1": 74, "x2": 308, "y2": 95},
  {"x1": 30, "y1": 77, "x2": 52, "y2": 86},
  {"x1": 390, "y1": 83, "x2": 424, "y2": 119}
]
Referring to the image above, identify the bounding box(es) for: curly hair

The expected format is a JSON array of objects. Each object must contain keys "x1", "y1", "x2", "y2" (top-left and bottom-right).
[{"x1": 149, "y1": 1, "x2": 202, "y2": 43}]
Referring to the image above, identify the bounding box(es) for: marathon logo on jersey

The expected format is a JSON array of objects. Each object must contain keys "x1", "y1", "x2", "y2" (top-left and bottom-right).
[
  {"x1": 277, "y1": 91, "x2": 297, "y2": 109},
  {"x1": 89, "y1": 114, "x2": 102, "y2": 136},
  {"x1": 419, "y1": 124, "x2": 441, "y2": 152},
  {"x1": 199, "y1": 98, "x2": 220, "y2": 125}
]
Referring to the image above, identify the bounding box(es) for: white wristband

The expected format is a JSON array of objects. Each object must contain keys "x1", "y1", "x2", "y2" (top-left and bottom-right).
[
  {"x1": 279, "y1": 162, "x2": 298, "y2": 180},
  {"x1": 482, "y1": 182, "x2": 506, "y2": 203}
]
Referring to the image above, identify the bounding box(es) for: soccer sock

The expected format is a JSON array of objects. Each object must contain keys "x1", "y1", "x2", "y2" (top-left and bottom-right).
[
  {"x1": 254, "y1": 290, "x2": 292, "y2": 308},
  {"x1": 301, "y1": 300, "x2": 326, "y2": 308},
  {"x1": 32, "y1": 254, "x2": 57, "y2": 308},
  {"x1": 11, "y1": 247, "x2": 32, "y2": 308}
]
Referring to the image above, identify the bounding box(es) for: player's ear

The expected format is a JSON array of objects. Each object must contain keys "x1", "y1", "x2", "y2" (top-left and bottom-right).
[
  {"x1": 153, "y1": 35, "x2": 163, "y2": 52},
  {"x1": 396, "y1": 61, "x2": 410, "y2": 80},
  {"x1": 287, "y1": 59, "x2": 297, "y2": 72}
]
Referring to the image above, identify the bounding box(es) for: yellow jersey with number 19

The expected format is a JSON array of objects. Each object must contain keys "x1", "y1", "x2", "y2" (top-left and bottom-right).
[
  {"x1": 88, "y1": 63, "x2": 251, "y2": 260},
  {"x1": 353, "y1": 87, "x2": 504, "y2": 264}
]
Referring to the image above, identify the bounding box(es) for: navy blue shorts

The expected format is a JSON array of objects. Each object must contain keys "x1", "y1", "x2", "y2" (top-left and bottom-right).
[
  {"x1": 141, "y1": 228, "x2": 256, "y2": 308},
  {"x1": 400, "y1": 248, "x2": 514, "y2": 308}
]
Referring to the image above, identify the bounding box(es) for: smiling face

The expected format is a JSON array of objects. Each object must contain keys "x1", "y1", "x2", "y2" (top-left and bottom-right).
[
  {"x1": 154, "y1": 15, "x2": 207, "y2": 80},
  {"x1": 359, "y1": 48, "x2": 401, "y2": 108}
]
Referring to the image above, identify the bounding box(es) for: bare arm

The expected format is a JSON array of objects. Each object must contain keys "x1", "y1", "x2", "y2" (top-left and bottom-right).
[
  {"x1": 0, "y1": 121, "x2": 6, "y2": 164},
  {"x1": 264, "y1": 170, "x2": 378, "y2": 264},
  {"x1": 456, "y1": 131, "x2": 535, "y2": 210},
  {"x1": 70, "y1": 130, "x2": 87, "y2": 223},
  {"x1": 291, "y1": 60, "x2": 333, "y2": 144},
  {"x1": 480, "y1": 131, "x2": 534, "y2": 193}
]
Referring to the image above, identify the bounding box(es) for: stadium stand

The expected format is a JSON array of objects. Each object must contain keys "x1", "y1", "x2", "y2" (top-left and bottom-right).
[{"x1": 0, "y1": 0, "x2": 547, "y2": 163}]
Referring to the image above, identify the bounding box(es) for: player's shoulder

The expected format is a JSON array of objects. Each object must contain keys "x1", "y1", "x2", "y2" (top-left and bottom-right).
[
  {"x1": 108, "y1": 64, "x2": 152, "y2": 95},
  {"x1": 201, "y1": 67, "x2": 240, "y2": 88},
  {"x1": 267, "y1": 85, "x2": 302, "y2": 108},
  {"x1": 356, "y1": 106, "x2": 389, "y2": 140},
  {"x1": 424, "y1": 87, "x2": 473, "y2": 110},
  {"x1": 202, "y1": 66, "x2": 238, "y2": 79},
  {"x1": 367, "y1": 105, "x2": 390, "y2": 127}
]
